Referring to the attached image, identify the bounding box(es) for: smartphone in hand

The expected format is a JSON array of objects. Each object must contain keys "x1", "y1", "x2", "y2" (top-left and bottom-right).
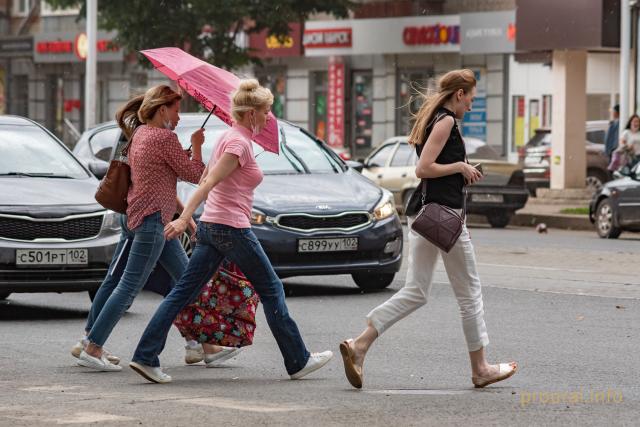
[{"x1": 472, "y1": 162, "x2": 483, "y2": 175}]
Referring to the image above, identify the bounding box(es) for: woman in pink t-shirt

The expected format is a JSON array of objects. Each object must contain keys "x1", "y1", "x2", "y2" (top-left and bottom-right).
[{"x1": 130, "y1": 79, "x2": 333, "y2": 384}]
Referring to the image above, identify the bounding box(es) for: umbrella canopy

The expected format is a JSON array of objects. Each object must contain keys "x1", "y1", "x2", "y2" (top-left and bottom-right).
[{"x1": 141, "y1": 47, "x2": 279, "y2": 154}]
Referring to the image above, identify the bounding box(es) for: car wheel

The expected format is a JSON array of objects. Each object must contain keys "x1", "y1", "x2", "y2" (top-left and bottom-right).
[
  {"x1": 595, "y1": 199, "x2": 622, "y2": 239},
  {"x1": 487, "y1": 212, "x2": 512, "y2": 228},
  {"x1": 352, "y1": 273, "x2": 395, "y2": 290},
  {"x1": 586, "y1": 170, "x2": 608, "y2": 194},
  {"x1": 0, "y1": 292, "x2": 11, "y2": 300},
  {"x1": 402, "y1": 188, "x2": 416, "y2": 212},
  {"x1": 179, "y1": 230, "x2": 194, "y2": 257}
]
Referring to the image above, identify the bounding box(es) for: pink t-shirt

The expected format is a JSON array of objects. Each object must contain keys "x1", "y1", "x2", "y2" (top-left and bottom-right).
[{"x1": 199, "y1": 124, "x2": 264, "y2": 228}]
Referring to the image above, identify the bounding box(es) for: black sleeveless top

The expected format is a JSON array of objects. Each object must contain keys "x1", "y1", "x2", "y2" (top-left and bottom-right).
[{"x1": 415, "y1": 107, "x2": 466, "y2": 209}]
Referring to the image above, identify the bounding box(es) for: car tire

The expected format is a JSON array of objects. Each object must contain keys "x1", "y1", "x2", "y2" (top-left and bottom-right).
[
  {"x1": 0, "y1": 292, "x2": 11, "y2": 300},
  {"x1": 402, "y1": 188, "x2": 416, "y2": 212},
  {"x1": 487, "y1": 212, "x2": 512, "y2": 228},
  {"x1": 179, "y1": 230, "x2": 194, "y2": 257},
  {"x1": 586, "y1": 169, "x2": 608, "y2": 194},
  {"x1": 352, "y1": 273, "x2": 395, "y2": 290},
  {"x1": 595, "y1": 198, "x2": 622, "y2": 239}
]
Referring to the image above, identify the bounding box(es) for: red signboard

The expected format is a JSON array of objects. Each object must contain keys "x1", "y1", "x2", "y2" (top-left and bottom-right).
[
  {"x1": 36, "y1": 33, "x2": 119, "y2": 60},
  {"x1": 327, "y1": 56, "x2": 345, "y2": 148},
  {"x1": 303, "y1": 28, "x2": 352, "y2": 49},
  {"x1": 248, "y1": 23, "x2": 302, "y2": 58},
  {"x1": 403, "y1": 24, "x2": 460, "y2": 45}
]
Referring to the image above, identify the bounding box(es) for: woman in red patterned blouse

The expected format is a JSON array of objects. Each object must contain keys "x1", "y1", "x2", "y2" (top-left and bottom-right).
[{"x1": 73, "y1": 85, "x2": 206, "y2": 372}]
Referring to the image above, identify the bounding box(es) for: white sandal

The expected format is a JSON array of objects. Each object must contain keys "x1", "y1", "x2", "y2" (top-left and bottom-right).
[{"x1": 472, "y1": 362, "x2": 517, "y2": 388}]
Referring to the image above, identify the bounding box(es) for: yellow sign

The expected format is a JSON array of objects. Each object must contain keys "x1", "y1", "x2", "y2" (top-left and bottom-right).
[{"x1": 265, "y1": 34, "x2": 293, "y2": 49}]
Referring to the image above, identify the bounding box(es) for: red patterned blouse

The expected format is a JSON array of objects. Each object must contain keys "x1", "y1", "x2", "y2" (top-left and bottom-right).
[{"x1": 126, "y1": 125, "x2": 205, "y2": 230}]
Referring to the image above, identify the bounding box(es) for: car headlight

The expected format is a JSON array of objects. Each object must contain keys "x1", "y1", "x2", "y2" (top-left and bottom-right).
[
  {"x1": 101, "y1": 210, "x2": 121, "y2": 232},
  {"x1": 250, "y1": 209, "x2": 267, "y2": 225},
  {"x1": 373, "y1": 191, "x2": 396, "y2": 220}
]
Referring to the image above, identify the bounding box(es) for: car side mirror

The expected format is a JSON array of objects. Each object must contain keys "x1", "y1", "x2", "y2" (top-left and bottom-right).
[
  {"x1": 88, "y1": 160, "x2": 109, "y2": 179},
  {"x1": 345, "y1": 160, "x2": 364, "y2": 173}
]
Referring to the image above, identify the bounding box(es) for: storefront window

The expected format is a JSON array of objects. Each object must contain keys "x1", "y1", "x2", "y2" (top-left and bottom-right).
[
  {"x1": 352, "y1": 71, "x2": 373, "y2": 150},
  {"x1": 257, "y1": 68, "x2": 286, "y2": 119},
  {"x1": 310, "y1": 70, "x2": 328, "y2": 141},
  {"x1": 9, "y1": 75, "x2": 28, "y2": 117},
  {"x1": 396, "y1": 69, "x2": 433, "y2": 136}
]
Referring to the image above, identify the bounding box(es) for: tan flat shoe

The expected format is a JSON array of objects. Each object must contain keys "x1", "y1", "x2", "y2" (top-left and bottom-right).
[
  {"x1": 339, "y1": 339, "x2": 363, "y2": 389},
  {"x1": 472, "y1": 362, "x2": 518, "y2": 388}
]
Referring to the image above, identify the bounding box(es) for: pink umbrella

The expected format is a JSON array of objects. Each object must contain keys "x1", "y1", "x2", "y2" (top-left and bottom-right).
[{"x1": 140, "y1": 47, "x2": 279, "y2": 154}]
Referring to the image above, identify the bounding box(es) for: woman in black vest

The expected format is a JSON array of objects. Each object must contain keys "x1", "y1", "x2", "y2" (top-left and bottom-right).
[{"x1": 339, "y1": 69, "x2": 517, "y2": 389}]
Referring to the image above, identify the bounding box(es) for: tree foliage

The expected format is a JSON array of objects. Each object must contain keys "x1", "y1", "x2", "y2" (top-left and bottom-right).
[{"x1": 46, "y1": 0, "x2": 354, "y2": 69}]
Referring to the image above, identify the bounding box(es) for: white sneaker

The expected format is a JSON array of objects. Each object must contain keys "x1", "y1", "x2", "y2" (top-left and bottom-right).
[
  {"x1": 184, "y1": 343, "x2": 204, "y2": 365},
  {"x1": 71, "y1": 341, "x2": 120, "y2": 365},
  {"x1": 289, "y1": 351, "x2": 334, "y2": 380},
  {"x1": 129, "y1": 362, "x2": 172, "y2": 384},
  {"x1": 77, "y1": 350, "x2": 122, "y2": 372},
  {"x1": 204, "y1": 347, "x2": 243, "y2": 368}
]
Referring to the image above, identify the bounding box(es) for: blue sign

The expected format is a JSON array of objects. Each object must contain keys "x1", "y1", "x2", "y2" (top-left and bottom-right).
[{"x1": 463, "y1": 94, "x2": 486, "y2": 141}]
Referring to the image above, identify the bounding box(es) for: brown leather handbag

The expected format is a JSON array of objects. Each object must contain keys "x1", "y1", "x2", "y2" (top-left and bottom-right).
[
  {"x1": 410, "y1": 180, "x2": 465, "y2": 253},
  {"x1": 94, "y1": 142, "x2": 130, "y2": 214}
]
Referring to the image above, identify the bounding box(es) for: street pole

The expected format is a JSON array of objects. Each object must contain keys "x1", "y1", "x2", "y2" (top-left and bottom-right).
[
  {"x1": 85, "y1": 0, "x2": 97, "y2": 130},
  {"x1": 620, "y1": 0, "x2": 631, "y2": 123}
]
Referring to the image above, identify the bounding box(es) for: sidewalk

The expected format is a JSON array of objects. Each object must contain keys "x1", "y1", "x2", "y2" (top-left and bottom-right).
[{"x1": 470, "y1": 188, "x2": 595, "y2": 231}]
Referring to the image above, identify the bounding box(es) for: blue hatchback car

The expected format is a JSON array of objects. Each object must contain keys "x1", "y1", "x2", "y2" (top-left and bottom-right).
[{"x1": 74, "y1": 114, "x2": 403, "y2": 290}]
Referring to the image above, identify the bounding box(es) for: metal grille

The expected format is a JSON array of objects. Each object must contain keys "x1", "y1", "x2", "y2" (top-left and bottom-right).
[
  {"x1": 0, "y1": 215, "x2": 103, "y2": 241},
  {"x1": 277, "y1": 213, "x2": 370, "y2": 231}
]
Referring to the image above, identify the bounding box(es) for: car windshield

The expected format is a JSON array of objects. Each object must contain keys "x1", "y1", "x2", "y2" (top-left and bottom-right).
[
  {"x1": 174, "y1": 124, "x2": 343, "y2": 174},
  {"x1": 0, "y1": 125, "x2": 89, "y2": 178}
]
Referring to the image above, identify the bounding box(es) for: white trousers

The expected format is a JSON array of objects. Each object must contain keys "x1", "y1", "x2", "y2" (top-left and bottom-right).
[{"x1": 367, "y1": 215, "x2": 489, "y2": 352}]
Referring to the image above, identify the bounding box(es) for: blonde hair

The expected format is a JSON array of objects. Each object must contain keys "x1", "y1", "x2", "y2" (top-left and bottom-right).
[
  {"x1": 115, "y1": 85, "x2": 182, "y2": 140},
  {"x1": 407, "y1": 69, "x2": 476, "y2": 145},
  {"x1": 230, "y1": 78, "x2": 274, "y2": 121}
]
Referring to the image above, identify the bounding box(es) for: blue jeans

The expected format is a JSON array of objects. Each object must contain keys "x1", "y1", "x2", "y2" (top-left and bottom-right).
[
  {"x1": 86, "y1": 212, "x2": 188, "y2": 347},
  {"x1": 132, "y1": 222, "x2": 310, "y2": 375}
]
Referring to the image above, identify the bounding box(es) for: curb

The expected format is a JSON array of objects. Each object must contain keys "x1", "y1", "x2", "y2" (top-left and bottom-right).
[{"x1": 510, "y1": 212, "x2": 593, "y2": 231}]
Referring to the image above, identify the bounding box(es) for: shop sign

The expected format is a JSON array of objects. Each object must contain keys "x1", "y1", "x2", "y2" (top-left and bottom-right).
[
  {"x1": 34, "y1": 31, "x2": 122, "y2": 63},
  {"x1": 0, "y1": 36, "x2": 33, "y2": 57},
  {"x1": 462, "y1": 68, "x2": 487, "y2": 141},
  {"x1": 327, "y1": 56, "x2": 345, "y2": 148},
  {"x1": 248, "y1": 23, "x2": 302, "y2": 58},
  {"x1": 303, "y1": 28, "x2": 352, "y2": 49},
  {"x1": 460, "y1": 11, "x2": 516, "y2": 54},
  {"x1": 403, "y1": 24, "x2": 460, "y2": 46},
  {"x1": 304, "y1": 16, "x2": 459, "y2": 57}
]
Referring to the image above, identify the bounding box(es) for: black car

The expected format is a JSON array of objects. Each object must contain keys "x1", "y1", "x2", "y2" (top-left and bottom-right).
[
  {"x1": 589, "y1": 163, "x2": 640, "y2": 238},
  {"x1": 74, "y1": 114, "x2": 403, "y2": 290},
  {"x1": 0, "y1": 115, "x2": 120, "y2": 300}
]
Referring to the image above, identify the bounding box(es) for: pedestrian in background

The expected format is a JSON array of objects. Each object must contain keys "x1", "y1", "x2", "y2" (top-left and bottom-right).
[
  {"x1": 619, "y1": 114, "x2": 640, "y2": 166},
  {"x1": 72, "y1": 85, "x2": 208, "y2": 371},
  {"x1": 339, "y1": 69, "x2": 517, "y2": 389},
  {"x1": 604, "y1": 104, "x2": 619, "y2": 162},
  {"x1": 129, "y1": 78, "x2": 333, "y2": 384}
]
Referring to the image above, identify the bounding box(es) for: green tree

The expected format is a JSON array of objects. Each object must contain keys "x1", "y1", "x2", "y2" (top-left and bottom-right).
[{"x1": 47, "y1": 0, "x2": 354, "y2": 69}]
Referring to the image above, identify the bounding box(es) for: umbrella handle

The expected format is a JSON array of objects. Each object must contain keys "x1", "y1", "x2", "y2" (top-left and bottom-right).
[
  {"x1": 186, "y1": 109, "x2": 214, "y2": 151},
  {"x1": 201, "y1": 109, "x2": 214, "y2": 128}
]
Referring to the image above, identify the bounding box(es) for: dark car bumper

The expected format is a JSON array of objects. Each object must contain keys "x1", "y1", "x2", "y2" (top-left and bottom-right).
[
  {"x1": 253, "y1": 215, "x2": 404, "y2": 278},
  {"x1": 0, "y1": 233, "x2": 119, "y2": 294},
  {"x1": 466, "y1": 186, "x2": 529, "y2": 215}
]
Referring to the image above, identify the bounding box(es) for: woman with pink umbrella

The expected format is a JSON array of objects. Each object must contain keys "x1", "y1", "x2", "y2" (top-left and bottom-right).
[{"x1": 129, "y1": 79, "x2": 333, "y2": 384}]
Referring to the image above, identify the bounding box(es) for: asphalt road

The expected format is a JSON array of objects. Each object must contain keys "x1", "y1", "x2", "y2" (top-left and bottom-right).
[{"x1": 0, "y1": 225, "x2": 638, "y2": 426}]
